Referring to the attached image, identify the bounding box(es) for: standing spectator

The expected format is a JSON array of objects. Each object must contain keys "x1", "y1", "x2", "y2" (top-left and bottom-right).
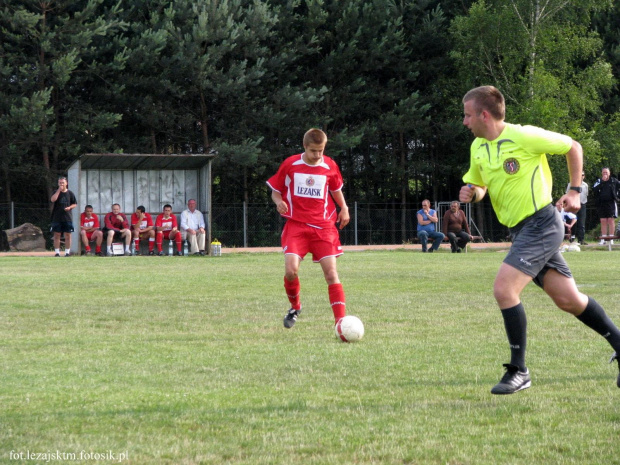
[
  {"x1": 180, "y1": 199, "x2": 206, "y2": 255},
  {"x1": 155, "y1": 204, "x2": 182, "y2": 256},
  {"x1": 566, "y1": 171, "x2": 589, "y2": 245},
  {"x1": 131, "y1": 206, "x2": 155, "y2": 255},
  {"x1": 416, "y1": 199, "x2": 444, "y2": 253},
  {"x1": 50, "y1": 176, "x2": 77, "y2": 257},
  {"x1": 442, "y1": 201, "x2": 471, "y2": 253},
  {"x1": 460, "y1": 85, "x2": 620, "y2": 394},
  {"x1": 103, "y1": 203, "x2": 132, "y2": 256},
  {"x1": 266, "y1": 128, "x2": 350, "y2": 329},
  {"x1": 80, "y1": 205, "x2": 103, "y2": 256},
  {"x1": 592, "y1": 167, "x2": 619, "y2": 245}
]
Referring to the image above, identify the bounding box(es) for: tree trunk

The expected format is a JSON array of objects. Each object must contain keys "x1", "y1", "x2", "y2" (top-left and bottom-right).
[
  {"x1": 200, "y1": 90, "x2": 210, "y2": 151},
  {"x1": 400, "y1": 131, "x2": 407, "y2": 242},
  {"x1": 2, "y1": 223, "x2": 46, "y2": 252}
]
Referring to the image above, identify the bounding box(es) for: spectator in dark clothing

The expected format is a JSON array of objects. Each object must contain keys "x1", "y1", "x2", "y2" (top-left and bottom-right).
[
  {"x1": 442, "y1": 201, "x2": 472, "y2": 253},
  {"x1": 592, "y1": 167, "x2": 620, "y2": 245},
  {"x1": 50, "y1": 177, "x2": 77, "y2": 257}
]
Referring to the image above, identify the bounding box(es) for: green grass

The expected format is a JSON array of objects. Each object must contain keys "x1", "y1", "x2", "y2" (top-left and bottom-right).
[{"x1": 1, "y1": 250, "x2": 619, "y2": 464}]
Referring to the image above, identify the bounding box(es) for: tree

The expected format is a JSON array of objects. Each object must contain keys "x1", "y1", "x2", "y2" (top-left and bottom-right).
[
  {"x1": 450, "y1": 0, "x2": 615, "y2": 197},
  {"x1": 0, "y1": 0, "x2": 128, "y2": 204}
]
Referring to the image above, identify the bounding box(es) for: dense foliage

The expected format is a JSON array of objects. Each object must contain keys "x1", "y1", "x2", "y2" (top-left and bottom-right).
[{"x1": 1, "y1": 0, "x2": 619, "y2": 207}]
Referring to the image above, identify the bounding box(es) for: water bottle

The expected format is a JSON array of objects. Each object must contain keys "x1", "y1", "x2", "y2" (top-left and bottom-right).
[
  {"x1": 211, "y1": 239, "x2": 221, "y2": 256},
  {"x1": 184, "y1": 240, "x2": 188, "y2": 256},
  {"x1": 168, "y1": 239, "x2": 173, "y2": 256}
]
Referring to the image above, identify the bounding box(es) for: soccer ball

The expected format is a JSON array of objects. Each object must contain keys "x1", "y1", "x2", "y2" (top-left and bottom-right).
[{"x1": 335, "y1": 315, "x2": 364, "y2": 342}]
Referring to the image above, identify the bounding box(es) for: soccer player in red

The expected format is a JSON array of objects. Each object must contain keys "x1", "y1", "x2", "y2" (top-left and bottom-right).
[
  {"x1": 80, "y1": 205, "x2": 103, "y2": 256},
  {"x1": 103, "y1": 203, "x2": 132, "y2": 256},
  {"x1": 266, "y1": 128, "x2": 350, "y2": 329},
  {"x1": 155, "y1": 204, "x2": 182, "y2": 256},
  {"x1": 131, "y1": 205, "x2": 155, "y2": 255}
]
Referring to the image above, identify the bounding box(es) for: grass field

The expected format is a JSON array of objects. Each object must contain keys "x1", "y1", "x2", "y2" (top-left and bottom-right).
[{"x1": 1, "y1": 250, "x2": 619, "y2": 464}]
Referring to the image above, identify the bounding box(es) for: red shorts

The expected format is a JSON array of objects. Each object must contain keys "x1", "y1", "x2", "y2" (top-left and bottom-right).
[
  {"x1": 160, "y1": 230, "x2": 179, "y2": 241},
  {"x1": 84, "y1": 231, "x2": 95, "y2": 241},
  {"x1": 281, "y1": 220, "x2": 343, "y2": 262}
]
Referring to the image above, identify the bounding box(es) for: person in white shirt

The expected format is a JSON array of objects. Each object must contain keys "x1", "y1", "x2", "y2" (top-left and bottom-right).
[{"x1": 180, "y1": 199, "x2": 206, "y2": 255}]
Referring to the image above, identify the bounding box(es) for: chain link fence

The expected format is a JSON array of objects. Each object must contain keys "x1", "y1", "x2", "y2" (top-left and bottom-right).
[
  {"x1": 1, "y1": 201, "x2": 602, "y2": 250},
  {"x1": 212, "y1": 202, "x2": 509, "y2": 247}
]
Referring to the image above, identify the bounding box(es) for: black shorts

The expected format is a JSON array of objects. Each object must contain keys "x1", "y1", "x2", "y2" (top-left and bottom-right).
[
  {"x1": 103, "y1": 229, "x2": 125, "y2": 241},
  {"x1": 597, "y1": 201, "x2": 617, "y2": 219},
  {"x1": 50, "y1": 221, "x2": 74, "y2": 233},
  {"x1": 504, "y1": 204, "x2": 572, "y2": 288}
]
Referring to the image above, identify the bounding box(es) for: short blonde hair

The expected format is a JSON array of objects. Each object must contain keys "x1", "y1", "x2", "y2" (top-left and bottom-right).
[
  {"x1": 303, "y1": 128, "x2": 327, "y2": 147},
  {"x1": 463, "y1": 86, "x2": 505, "y2": 120}
]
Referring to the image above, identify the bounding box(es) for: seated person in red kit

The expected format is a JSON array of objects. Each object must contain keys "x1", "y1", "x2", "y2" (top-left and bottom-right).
[{"x1": 155, "y1": 204, "x2": 182, "y2": 256}]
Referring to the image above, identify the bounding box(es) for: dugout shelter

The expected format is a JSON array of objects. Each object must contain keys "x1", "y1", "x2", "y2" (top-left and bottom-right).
[{"x1": 66, "y1": 153, "x2": 215, "y2": 254}]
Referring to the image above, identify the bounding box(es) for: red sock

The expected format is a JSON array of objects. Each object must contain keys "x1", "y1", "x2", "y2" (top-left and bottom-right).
[
  {"x1": 156, "y1": 232, "x2": 163, "y2": 251},
  {"x1": 85, "y1": 246, "x2": 91, "y2": 252},
  {"x1": 134, "y1": 239, "x2": 139, "y2": 250},
  {"x1": 284, "y1": 277, "x2": 301, "y2": 310},
  {"x1": 328, "y1": 283, "x2": 346, "y2": 324},
  {"x1": 175, "y1": 233, "x2": 182, "y2": 251},
  {"x1": 95, "y1": 245, "x2": 101, "y2": 253},
  {"x1": 148, "y1": 238, "x2": 154, "y2": 252}
]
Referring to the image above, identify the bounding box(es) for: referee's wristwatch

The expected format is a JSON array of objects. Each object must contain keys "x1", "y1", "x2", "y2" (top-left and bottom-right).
[{"x1": 569, "y1": 186, "x2": 582, "y2": 193}]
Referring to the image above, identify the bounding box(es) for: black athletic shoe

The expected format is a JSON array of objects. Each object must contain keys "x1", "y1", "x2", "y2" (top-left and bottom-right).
[
  {"x1": 491, "y1": 364, "x2": 531, "y2": 395},
  {"x1": 176, "y1": 251, "x2": 183, "y2": 256},
  {"x1": 610, "y1": 353, "x2": 620, "y2": 388},
  {"x1": 55, "y1": 253, "x2": 60, "y2": 257},
  {"x1": 157, "y1": 251, "x2": 164, "y2": 256},
  {"x1": 148, "y1": 250, "x2": 155, "y2": 256},
  {"x1": 283, "y1": 308, "x2": 301, "y2": 329},
  {"x1": 95, "y1": 251, "x2": 103, "y2": 257}
]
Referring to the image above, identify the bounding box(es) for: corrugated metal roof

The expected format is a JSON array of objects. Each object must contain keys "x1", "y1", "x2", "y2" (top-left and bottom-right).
[{"x1": 77, "y1": 153, "x2": 215, "y2": 170}]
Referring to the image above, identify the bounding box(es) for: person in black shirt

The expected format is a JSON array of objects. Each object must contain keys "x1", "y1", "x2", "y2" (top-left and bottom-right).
[
  {"x1": 592, "y1": 167, "x2": 620, "y2": 245},
  {"x1": 50, "y1": 177, "x2": 77, "y2": 256}
]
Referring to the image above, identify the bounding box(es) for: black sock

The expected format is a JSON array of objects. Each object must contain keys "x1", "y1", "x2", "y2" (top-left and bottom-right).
[
  {"x1": 501, "y1": 303, "x2": 527, "y2": 371},
  {"x1": 576, "y1": 298, "x2": 620, "y2": 353}
]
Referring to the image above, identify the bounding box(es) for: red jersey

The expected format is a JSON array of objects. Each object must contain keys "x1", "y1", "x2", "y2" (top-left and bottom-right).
[
  {"x1": 80, "y1": 213, "x2": 99, "y2": 230},
  {"x1": 266, "y1": 153, "x2": 344, "y2": 228},
  {"x1": 156, "y1": 214, "x2": 178, "y2": 231},
  {"x1": 131, "y1": 212, "x2": 154, "y2": 230}
]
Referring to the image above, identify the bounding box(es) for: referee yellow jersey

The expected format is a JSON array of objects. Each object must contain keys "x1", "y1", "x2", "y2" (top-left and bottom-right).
[{"x1": 463, "y1": 123, "x2": 572, "y2": 228}]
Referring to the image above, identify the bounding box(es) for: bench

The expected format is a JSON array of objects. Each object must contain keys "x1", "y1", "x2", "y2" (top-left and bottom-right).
[
  {"x1": 410, "y1": 234, "x2": 483, "y2": 252},
  {"x1": 80, "y1": 212, "x2": 189, "y2": 256},
  {"x1": 597, "y1": 235, "x2": 620, "y2": 252}
]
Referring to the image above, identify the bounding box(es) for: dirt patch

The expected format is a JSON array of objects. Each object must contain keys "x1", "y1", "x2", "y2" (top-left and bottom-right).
[{"x1": 0, "y1": 242, "x2": 513, "y2": 257}]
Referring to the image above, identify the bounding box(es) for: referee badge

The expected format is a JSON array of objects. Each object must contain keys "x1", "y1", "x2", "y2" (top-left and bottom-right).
[{"x1": 503, "y1": 158, "x2": 520, "y2": 175}]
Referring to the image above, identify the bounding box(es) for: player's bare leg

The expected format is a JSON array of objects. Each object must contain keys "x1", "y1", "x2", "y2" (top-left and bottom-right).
[{"x1": 544, "y1": 269, "x2": 620, "y2": 387}]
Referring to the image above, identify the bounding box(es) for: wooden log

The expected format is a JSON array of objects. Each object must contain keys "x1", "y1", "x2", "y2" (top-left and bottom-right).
[{"x1": 3, "y1": 223, "x2": 46, "y2": 252}]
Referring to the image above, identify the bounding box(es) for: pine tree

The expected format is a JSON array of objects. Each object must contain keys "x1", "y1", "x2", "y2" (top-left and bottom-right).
[{"x1": 0, "y1": 0, "x2": 127, "y2": 203}]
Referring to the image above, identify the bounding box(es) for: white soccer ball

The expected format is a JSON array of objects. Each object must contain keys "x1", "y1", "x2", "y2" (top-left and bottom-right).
[
  {"x1": 567, "y1": 244, "x2": 581, "y2": 252},
  {"x1": 335, "y1": 315, "x2": 364, "y2": 342}
]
